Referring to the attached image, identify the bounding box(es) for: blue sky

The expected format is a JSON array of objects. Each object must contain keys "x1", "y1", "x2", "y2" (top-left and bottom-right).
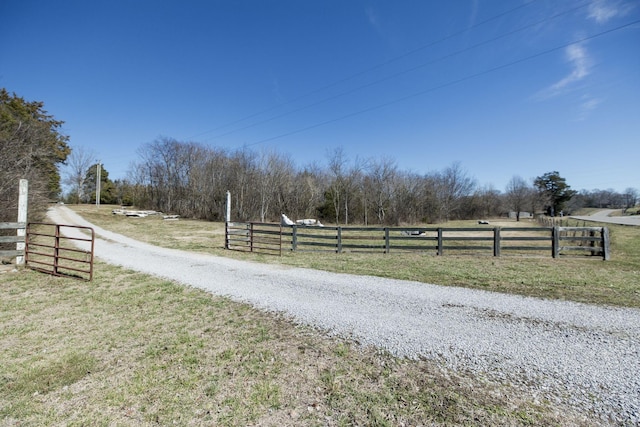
[{"x1": 1, "y1": 0, "x2": 638, "y2": 193}]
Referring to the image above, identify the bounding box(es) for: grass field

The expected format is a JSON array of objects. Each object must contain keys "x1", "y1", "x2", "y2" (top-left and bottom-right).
[{"x1": 71, "y1": 205, "x2": 640, "y2": 308}]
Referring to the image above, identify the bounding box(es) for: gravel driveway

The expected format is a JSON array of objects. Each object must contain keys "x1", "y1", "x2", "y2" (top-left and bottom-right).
[{"x1": 48, "y1": 205, "x2": 640, "y2": 425}]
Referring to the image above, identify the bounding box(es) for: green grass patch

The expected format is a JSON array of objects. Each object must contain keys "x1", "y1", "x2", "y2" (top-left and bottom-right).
[{"x1": 6, "y1": 351, "x2": 96, "y2": 396}]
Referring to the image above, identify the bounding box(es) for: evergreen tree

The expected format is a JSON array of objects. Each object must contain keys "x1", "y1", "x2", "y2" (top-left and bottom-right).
[
  {"x1": 0, "y1": 88, "x2": 70, "y2": 219},
  {"x1": 83, "y1": 163, "x2": 117, "y2": 204},
  {"x1": 534, "y1": 171, "x2": 576, "y2": 216}
]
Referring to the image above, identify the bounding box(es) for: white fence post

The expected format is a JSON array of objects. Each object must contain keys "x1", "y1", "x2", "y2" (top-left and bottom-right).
[
  {"x1": 224, "y1": 191, "x2": 231, "y2": 250},
  {"x1": 16, "y1": 179, "x2": 28, "y2": 265}
]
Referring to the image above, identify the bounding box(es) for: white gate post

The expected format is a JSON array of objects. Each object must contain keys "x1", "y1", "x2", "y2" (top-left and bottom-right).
[
  {"x1": 16, "y1": 179, "x2": 28, "y2": 265},
  {"x1": 224, "y1": 191, "x2": 231, "y2": 250}
]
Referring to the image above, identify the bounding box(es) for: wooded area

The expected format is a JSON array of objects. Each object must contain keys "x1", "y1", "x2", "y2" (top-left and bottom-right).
[
  {"x1": 125, "y1": 138, "x2": 497, "y2": 224},
  {"x1": 121, "y1": 137, "x2": 637, "y2": 225}
]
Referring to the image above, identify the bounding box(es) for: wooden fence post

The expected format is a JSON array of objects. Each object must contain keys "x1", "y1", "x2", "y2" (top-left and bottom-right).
[
  {"x1": 224, "y1": 191, "x2": 231, "y2": 250},
  {"x1": 493, "y1": 227, "x2": 501, "y2": 257},
  {"x1": 384, "y1": 228, "x2": 390, "y2": 254},
  {"x1": 250, "y1": 223, "x2": 254, "y2": 253},
  {"x1": 552, "y1": 226, "x2": 559, "y2": 258},
  {"x1": 16, "y1": 179, "x2": 28, "y2": 265},
  {"x1": 437, "y1": 228, "x2": 443, "y2": 256},
  {"x1": 602, "y1": 227, "x2": 610, "y2": 261},
  {"x1": 224, "y1": 221, "x2": 229, "y2": 249},
  {"x1": 337, "y1": 227, "x2": 342, "y2": 253},
  {"x1": 589, "y1": 229, "x2": 596, "y2": 256},
  {"x1": 292, "y1": 225, "x2": 298, "y2": 251}
]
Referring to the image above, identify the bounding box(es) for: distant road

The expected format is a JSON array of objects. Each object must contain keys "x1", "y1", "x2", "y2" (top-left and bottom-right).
[{"x1": 571, "y1": 209, "x2": 640, "y2": 226}]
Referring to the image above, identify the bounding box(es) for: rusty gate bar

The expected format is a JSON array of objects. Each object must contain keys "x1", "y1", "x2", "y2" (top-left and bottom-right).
[{"x1": 25, "y1": 223, "x2": 95, "y2": 281}]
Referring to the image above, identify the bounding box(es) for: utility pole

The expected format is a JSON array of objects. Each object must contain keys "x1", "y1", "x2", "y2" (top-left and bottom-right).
[{"x1": 95, "y1": 162, "x2": 101, "y2": 206}]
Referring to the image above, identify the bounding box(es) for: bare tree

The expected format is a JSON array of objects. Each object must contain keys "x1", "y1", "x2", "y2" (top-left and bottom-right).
[
  {"x1": 192, "y1": 146, "x2": 229, "y2": 220},
  {"x1": 269, "y1": 153, "x2": 296, "y2": 220},
  {"x1": 63, "y1": 146, "x2": 96, "y2": 203},
  {"x1": 623, "y1": 188, "x2": 638, "y2": 210},
  {"x1": 463, "y1": 184, "x2": 503, "y2": 220},
  {"x1": 326, "y1": 147, "x2": 348, "y2": 224},
  {"x1": 392, "y1": 172, "x2": 423, "y2": 225},
  {"x1": 226, "y1": 149, "x2": 258, "y2": 221},
  {"x1": 256, "y1": 150, "x2": 295, "y2": 222},
  {"x1": 290, "y1": 164, "x2": 325, "y2": 219},
  {"x1": 367, "y1": 157, "x2": 397, "y2": 224},
  {"x1": 505, "y1": 175, "x2": 532, "y2": 221},
  {"x1": 434, "y1": 162, "x2": 476, "y2": 221}
]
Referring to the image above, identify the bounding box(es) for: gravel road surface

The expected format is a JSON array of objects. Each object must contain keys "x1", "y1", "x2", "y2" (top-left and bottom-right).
[
  {"x1": 571, "y1": 209, "x2": 640, "y2": 226},
  {"x1": 48, "y1": 205, "x2": 640, "y2": 425}
]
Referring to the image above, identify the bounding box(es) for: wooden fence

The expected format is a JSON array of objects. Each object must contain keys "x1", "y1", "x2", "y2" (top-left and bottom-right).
[
  {"x1": 226, "y1": 222, "x2": 283, "y2": 256},
  {"x1": 226, "y1": 222, "x2": 610, "y2": 260},
  {"x1": 0, "y1": 222, "x2": 26, "y2": 259}
]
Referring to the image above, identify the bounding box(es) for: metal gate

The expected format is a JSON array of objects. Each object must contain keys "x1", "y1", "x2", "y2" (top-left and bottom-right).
[
  {"x1": 225, "y1": 222, "x2": 282, "y2": 256},
  {"x1": 25, "y1": 223, "x2": 95, "y2": 281}
]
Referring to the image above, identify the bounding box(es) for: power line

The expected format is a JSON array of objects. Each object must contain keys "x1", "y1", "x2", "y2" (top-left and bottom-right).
[
  {"x1": 187, "y1": 0, "x2": 543, "y2": 140},
  {"x1": 203, "y1": 1, "x2": 592, "y2": 142},
  {"x1": 241, "y1": 19, "x2": 640, "y2": 148}
]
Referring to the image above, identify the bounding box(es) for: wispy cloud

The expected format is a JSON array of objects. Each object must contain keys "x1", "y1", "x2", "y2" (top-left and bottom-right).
[
  {"x1": 576, "y1": 95, "x2": 602, "y2": 121},
  {"x1": 534, "y1": 0, "x2": 634, "y2": 110},
  {"x1": 550, "y1": 44, "x2": 591, "y2": 91},
  {"x1": 537, "y1": 43, "x2": 592, "y2": 99},
  {"x1": 365, "y1": 7, "x2": 380, "y2": 30},
  {"x1": 588, "y1": 0, "x2": 634, "y2": 24},
  {"x1": 468, "y1": 0, "x2": 479, "y2": 28},
  {"x1": 271, "y1": 77, "x2": 285, "y2": 103}
]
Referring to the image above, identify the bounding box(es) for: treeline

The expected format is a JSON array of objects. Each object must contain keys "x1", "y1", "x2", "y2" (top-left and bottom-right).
[
  {"x1": 53, "y1": 141, "x2": 640, "y2": 225},
  {"x1": 128, "y1": 138, "x2": 489, "y2": 224},
  {"x1": 569, "y1": 189, "x2": 638, "y2": 212},
  {"x1": 119, "y1": 138, "x2": 638, "y2": 224},
  {"x1": 119, "y1": 137, "x2": 549, "y2": 224}
]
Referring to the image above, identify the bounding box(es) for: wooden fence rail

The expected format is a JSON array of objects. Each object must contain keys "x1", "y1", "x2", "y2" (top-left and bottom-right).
[
  {"x1": 226, "y1": 222, "x2": 610, "y2": 260},
  {"x1": 0, "y1": 222, "x2": 27, "y2": 258}
]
